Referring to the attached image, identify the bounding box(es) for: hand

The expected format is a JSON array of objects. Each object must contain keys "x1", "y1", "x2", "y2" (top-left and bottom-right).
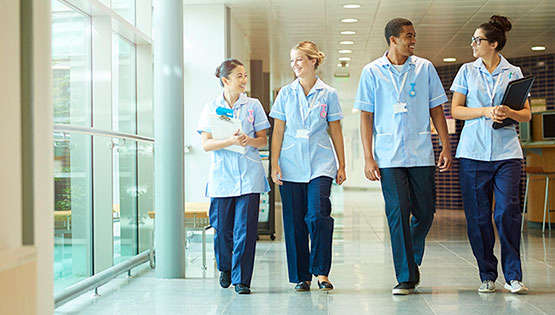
[
  {"x1": 336, "y1": 168, "x2": 346, "y2": 185},
  {"x1": 493, "y1": 105, "x2": 512, "y2": 121},
  {"x1": 437, "y1": 148, "x2": 452, "y2": 172},
  {"x1": 271, "y1": 165, "x2": 283, "y2": 185},
  {"x1": 229, "y1": 130, "x2": 248, "y2": 147},
  {"x1": 482, "y1": 106, "x2": 503, "y2": 123},
  {"x1": 364, "y1": 159, "x2": 381, "y2": 181}
]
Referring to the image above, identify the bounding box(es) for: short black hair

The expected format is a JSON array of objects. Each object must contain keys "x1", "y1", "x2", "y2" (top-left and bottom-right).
[
  {"x1": 215, "y1": 59, "x2": 244, "y2": 87},
  {"x1": 384, "y1": 18, "x2": 413, "y2": 45}
]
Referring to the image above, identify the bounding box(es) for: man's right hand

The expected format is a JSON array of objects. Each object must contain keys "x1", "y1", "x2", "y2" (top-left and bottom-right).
[{"x1": 364, "y1": 158, "x2": 381, "y2": 181}]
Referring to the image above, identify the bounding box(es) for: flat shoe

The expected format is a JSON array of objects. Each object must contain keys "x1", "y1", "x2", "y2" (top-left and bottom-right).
[
  {"x1": 219, "y1": 270, "x2": 231, "y2": 288},
  {"x1": 318, "y1": 281, "x2": 334, "y2": 291},
  {"x1": 295, "y1": 281, "x2": 311, "y2": 291}
]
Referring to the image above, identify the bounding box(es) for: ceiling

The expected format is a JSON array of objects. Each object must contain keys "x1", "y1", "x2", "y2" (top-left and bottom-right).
[{"x1": 185, "y1": 0, "x2": 555, "y2": 106}]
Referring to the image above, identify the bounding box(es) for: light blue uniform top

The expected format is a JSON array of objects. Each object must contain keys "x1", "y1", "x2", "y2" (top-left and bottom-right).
[
  {"x1": 197, "y1": 93, "x2": 271, "y2": 198},
  {"x1": 354, "y1": 53, "x2": 448, "y2": 168},
  {"x1": 269, "y1": 77, "x2": 343, "y2": 183},
  {"x1": 450, "y1": 55, "x2": 524, "y2": 161}
]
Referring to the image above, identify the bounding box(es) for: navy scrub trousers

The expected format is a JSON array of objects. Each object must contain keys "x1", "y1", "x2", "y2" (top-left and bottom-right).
[
  {"x1": 380, "y1": 166, "x2": 436, "y2": 284},
  {"x1": 459, "y1": 158, "x2": 523, "y2": 283},
  {"x1": 279, "y1": 176, "x2": 334, "y2": 283},
  {"x1": 209, "y1": 193, "x2": 260, "y2": 286}
]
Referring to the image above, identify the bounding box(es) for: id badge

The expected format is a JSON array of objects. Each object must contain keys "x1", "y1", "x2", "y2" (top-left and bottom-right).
[
  {"x1": 393, "y1": 102, "x2": 408, "y2": 114},
  {"x1": 296, "y1": 129, "x2": 310, "y2": 139}
]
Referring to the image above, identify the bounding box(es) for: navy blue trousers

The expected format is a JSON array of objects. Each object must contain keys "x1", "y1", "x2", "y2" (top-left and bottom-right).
[
  {"x1": 380, "y1": 167, "x2": 435, "y2": 284},
  {"x1": 459, "y1": 158, "x2": 523, "y2": 282},
  {"x1": 209, "y1": 193, "x2": 260, "y2": 286},
  {"x1": 280, "y1": 176, "x2": 334, "y2": 283}
]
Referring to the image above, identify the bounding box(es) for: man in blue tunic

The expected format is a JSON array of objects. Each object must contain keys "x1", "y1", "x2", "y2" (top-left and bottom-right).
[{"x1": 354, "y1": 18, "x2": 452, "y2": 295}]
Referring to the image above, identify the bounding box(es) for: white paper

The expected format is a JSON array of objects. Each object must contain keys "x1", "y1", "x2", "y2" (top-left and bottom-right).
[{"x1": 209, "y1": 114, "x2": 245, "y2": 154}]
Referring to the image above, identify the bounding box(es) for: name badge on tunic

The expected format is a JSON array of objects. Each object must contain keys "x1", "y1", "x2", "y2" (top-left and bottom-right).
[
  {"x1": 393, "y1": 102, "x2": 408, "y2": 114},
  {"x1": 296, "y1": 129, "x2": 310, "y2": 139}
]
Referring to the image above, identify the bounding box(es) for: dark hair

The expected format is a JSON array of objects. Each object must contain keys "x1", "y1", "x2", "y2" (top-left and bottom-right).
[
  {"x1": 215, "y1": 59, "x2": 244, "y2": 87},
  {"x1": 479, "y1": 15, "x2": 512, "y2": 51},
  {"x1": 384, "y1": 18, "x2": 413, "y2": 45}
]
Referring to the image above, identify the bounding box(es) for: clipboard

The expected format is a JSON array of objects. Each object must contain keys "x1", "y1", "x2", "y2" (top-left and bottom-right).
[
  {"x1": 492, "y1": 76, "x2": 535, "y2": 129},
  {"x1": 209, "y1": 113, "x2": 245, "y2": 154}
]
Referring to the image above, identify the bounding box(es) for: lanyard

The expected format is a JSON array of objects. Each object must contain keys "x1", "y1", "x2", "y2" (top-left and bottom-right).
[
  {"x1": 298, "y1": 89, "x2": 320, "y2": 122},
  {"x1": 480, "y1": 71, "x2": 502, "y2": 105},
  {"x1": 388, "y1": 68, "x2": 408, "y2": 102}
]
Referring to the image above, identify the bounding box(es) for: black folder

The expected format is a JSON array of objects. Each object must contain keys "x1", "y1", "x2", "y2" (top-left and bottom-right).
[{"x1": 492, "y1": 75, "x2": 535, "y2": 129}]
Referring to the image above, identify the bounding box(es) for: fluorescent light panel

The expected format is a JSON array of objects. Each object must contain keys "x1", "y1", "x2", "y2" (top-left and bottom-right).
[
  {"x1": 341, "y1": 18, "x2": 358, "y2": 23},
  {"x1": 342, "y1": 4, "x2": 361, "y2": 9},
  {"x1": 340, "y1": 30, "x2": 356, "y2": 35}
]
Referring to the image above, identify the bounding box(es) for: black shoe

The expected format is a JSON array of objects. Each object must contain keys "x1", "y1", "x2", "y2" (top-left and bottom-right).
[
  {"x1": 414, "y1": 266, "x2": 420, "y2": 288},
  {"x1": 234, "y1": 283, "x2": 251, "y2": 294},
  {"x1": 219, "y1": 270, "x2": 231, "y2": 288},
  {"x1": 318, "y1": 281, "x2": 334, "y2": 291},
  {"x1": 392, "y1": 282, "x2": 415, "y2": 295},
  {"x1": 295, "y1": 281, "x2": 311, "y2": 291}
]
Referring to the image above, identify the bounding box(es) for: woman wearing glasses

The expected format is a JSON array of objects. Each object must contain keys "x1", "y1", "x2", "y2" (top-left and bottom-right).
[{"x1": 450, "y1": 15, "x2": 531, "y2": 294}]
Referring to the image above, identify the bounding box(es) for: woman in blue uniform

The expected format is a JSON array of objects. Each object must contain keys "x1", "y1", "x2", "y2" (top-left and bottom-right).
[
  {"x1": 197, "y1": 59, "x2": 271, "y2": 294},
  {"x1": 450, "y1": 15, "x2": 531, "y2": 294},
  {"x1": 270, "y1": 41, "x2": 346, "y2": 292}
]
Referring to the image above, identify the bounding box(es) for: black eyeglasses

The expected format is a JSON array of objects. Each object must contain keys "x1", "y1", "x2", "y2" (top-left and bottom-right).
[{"x1": 471, "y1": 36, "x2": 489, "y2": 46}]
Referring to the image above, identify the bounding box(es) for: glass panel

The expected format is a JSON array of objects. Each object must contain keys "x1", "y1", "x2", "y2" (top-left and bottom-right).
[
  {"x1": 53, "y1": 132, "x2": 92, "y2": 292},
  {"x1": 137, "y1": 142, "x2": 154, "y2": 253},
  {"x1": 112, "y1": 0, "x2": 136, "y2": 25},
  {"x1": 52, "y1": 0, "x2": 91, "y2": 126},
  {"x1": 113, "y1": 138, "x2": 138, "y2": 264},
  {"x1": 112, "y1": 34, "x2": 137, "y2": 134}
]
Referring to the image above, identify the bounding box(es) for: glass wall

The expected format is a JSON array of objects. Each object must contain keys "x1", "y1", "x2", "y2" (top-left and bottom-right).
[{"x1": 52, "y1": 0, "x2": 152, "y2": 293}]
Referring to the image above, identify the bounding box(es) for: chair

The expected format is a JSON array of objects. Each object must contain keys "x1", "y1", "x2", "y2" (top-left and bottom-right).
[{"x1": 521, "y1": 166, "x2": 555, "y2": 234}]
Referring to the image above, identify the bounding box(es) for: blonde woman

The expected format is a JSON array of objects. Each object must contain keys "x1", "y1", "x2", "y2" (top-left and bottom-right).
[{"x1": 270, "y1": 41, "x2": 346, "y2": 291}]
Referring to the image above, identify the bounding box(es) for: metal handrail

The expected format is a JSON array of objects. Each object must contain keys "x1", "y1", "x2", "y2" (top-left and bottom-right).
[
  {"x1": 53, "y1": 124, "x2": 154, "y2": 143},
  {"x1": 54, "y1": 249, "x2": 153, "y2": 308}
]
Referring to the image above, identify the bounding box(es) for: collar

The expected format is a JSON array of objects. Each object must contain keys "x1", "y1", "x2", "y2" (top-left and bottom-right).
[
  {"x1": 292, "y1": 77, "x2": 325, "y2": 97},
  {"x1": 474, "y1": 54, "x2": 511, "y2": 76},
  {"x1": 216, "y1": 92, "x2": 248, "y2": 109},
  {"x1": 379, "y1": 51, "x2": 416, "y2": 74}
]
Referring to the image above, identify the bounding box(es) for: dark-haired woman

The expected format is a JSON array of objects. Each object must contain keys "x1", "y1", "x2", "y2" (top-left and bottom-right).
[
  {"x1": 451, "y1": 15, "x2": 531, "y2": 294},
  {"x1": 197, "y1": 59, "x2": 271, "y2": 294},
  {"x1": 270, "y1": 41, "x2": 346, "y2": 292}
]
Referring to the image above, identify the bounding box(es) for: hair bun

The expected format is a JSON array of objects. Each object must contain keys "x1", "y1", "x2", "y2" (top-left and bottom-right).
[
  {"x1": 318, "y1": 51, "x2": 326, "y2": 63},
  {"x1": 214, "y1": 66, "x2": 221, "y2": 78},
  {"x1": 489, "y1": 15, "x2": 512, "y2": 32}
]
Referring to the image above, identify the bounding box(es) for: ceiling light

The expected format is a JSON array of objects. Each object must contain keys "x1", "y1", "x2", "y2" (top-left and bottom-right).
[
  {"x1": 343, "y1": 4, "x2": 361, "y2": 9},
  {"x1": 340, "y1": 40, "x2": 354, "y2": 45},
  {"x1": 443, "y1": 57, "x2": 457, "y2": 63},
  {"x1": 531, "y1": 46, "x2": 546, "y2": 51},
  {"x1": 338, "y1": 49, "x2": 352, "y2": 54},
  {"x1": 337, "y1": 62, "x2": 349, "y2": 67},
  {"x1": 341, "y1": 18, "x2": 358, "y2": 23},
  {"x1": 339, "y1": 57, "x2": 351, "y2": 61},
  {"x1": 340, "y1": 30, "x2": 356, "y2": 35}
]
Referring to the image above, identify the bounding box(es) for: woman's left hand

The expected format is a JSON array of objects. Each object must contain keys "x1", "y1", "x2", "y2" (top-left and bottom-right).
[
  {"x1": 336, "y1": 168, "x2": 346, "y2": 185},
  {"x1": 493, "y1": 105, "x2": 512, "y2": 121}
]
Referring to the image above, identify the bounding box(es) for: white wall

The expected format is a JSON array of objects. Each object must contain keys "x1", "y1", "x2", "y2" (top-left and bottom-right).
[
  {"x1": 33, "y1": 0, "x2": 55, "y2": 312},
  {"x1": 183, "y1": 4, "x2": 228, "y2": 202}
]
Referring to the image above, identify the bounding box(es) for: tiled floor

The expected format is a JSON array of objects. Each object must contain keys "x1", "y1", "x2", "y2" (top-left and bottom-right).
[{"x1": 55, "y1": 188, "x2": 555, "y2": 315}]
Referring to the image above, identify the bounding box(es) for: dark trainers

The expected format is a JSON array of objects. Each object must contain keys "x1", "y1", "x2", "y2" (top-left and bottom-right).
[
  {"x1": 295, "y1": 281, "x2": 311, "y2": 291},
  {"x1": 219, "y1": 270, "x2": 231, "y2": 288},
  {"x1": 234, "y1": 283, "x2": 251, "y2": 294},
  {"x1": 392, "y1": 282, "x2": 415, "y2": 295}
]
